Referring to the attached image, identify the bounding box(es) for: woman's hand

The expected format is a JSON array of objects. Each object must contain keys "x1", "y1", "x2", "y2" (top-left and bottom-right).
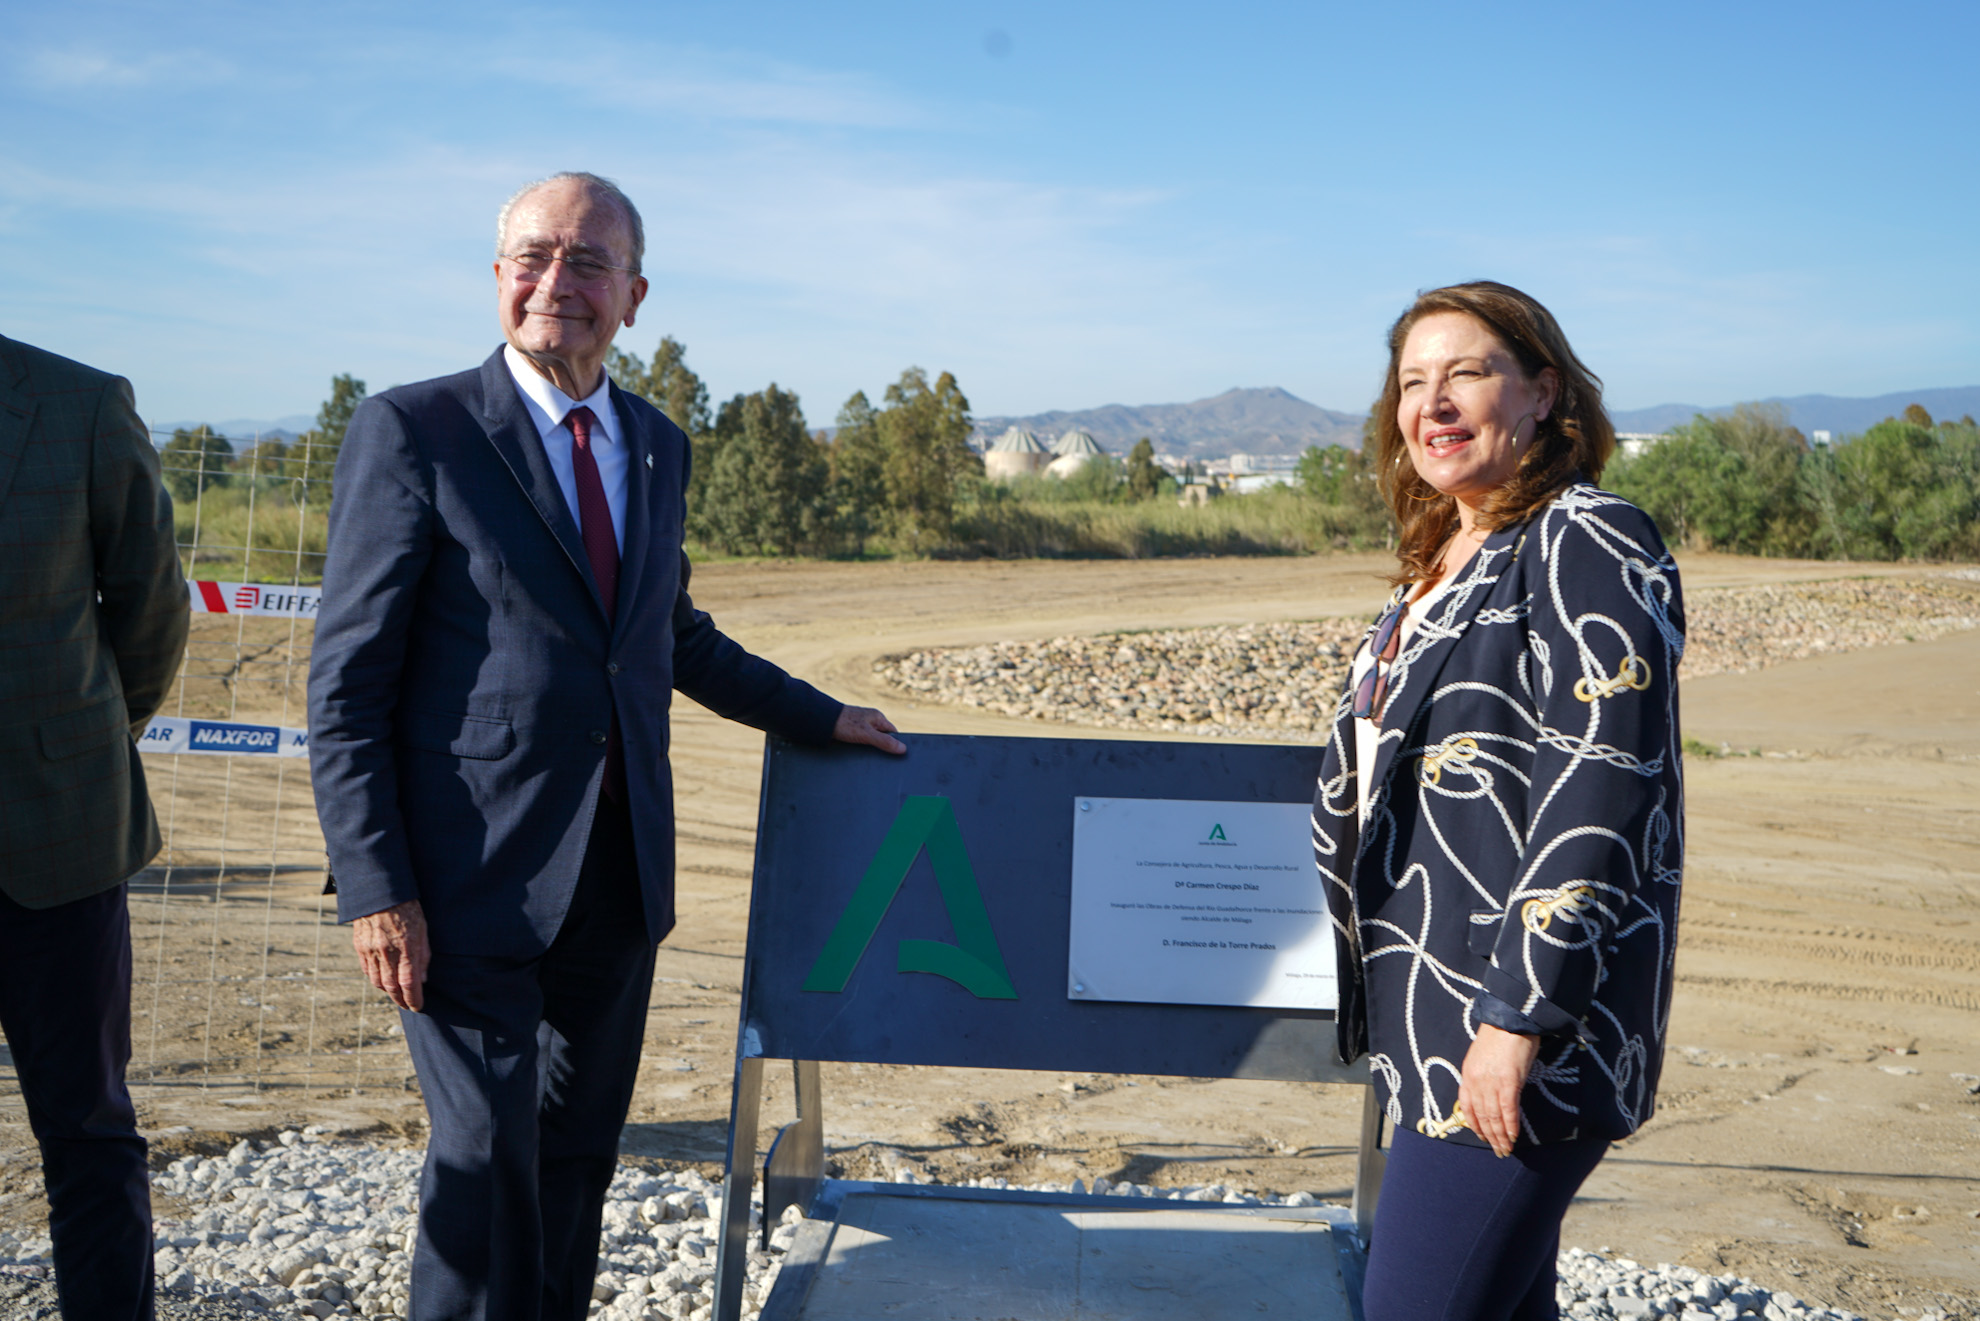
[{"x1": 1458, "y1": 1023, "x2": 1541, "y2": 1157}]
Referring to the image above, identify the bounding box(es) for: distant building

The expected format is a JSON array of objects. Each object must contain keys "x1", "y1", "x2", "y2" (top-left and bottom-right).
[
  {"x1": 1198, "y1": 452, "x2": 1295, "y2": 478},
  {"x1": 1615, "y1": 432, "x2": 1665, "y2": 459},
  {"x1": 983, "y1": 426, "x2": 1051, "y2": 481},
  {"x1": 1221, "y1": 452, "x2": 1299, "y2": 476},
  {"x1": 1045, "y1": 427, "x2": 1106, "y2": 479},
  {"x1": 1052, "y1": 428, "x2": 1104, "y2": 458},
  {"x1": 1177, "y1": 481, "x2": 1221, "y2": 508},
  {"x1": 1811, "y1": 430, "x2": 1833, "y2": 447},
  {"x1": 1195, "y1": 451, "x2": 1297, "y2": 491}
]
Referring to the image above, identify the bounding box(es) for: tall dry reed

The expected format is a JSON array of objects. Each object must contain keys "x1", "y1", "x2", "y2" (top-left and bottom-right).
[
  {"x1": 948, "y1": 487, "x2": 1392, "y2": 558},
  {"x1": 172, "y1": 482, "x2": 329, "y2": 583}
]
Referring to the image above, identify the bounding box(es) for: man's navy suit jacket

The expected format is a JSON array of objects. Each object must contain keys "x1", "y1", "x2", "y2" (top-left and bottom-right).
[{"x1": 308, "y1": 348, "x2": 840, "y2": 957}]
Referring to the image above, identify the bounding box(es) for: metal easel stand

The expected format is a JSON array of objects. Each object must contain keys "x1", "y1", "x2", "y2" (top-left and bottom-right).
[{"x1": 714, "y1": 1057, "x2": 1388, "y2": 1321}]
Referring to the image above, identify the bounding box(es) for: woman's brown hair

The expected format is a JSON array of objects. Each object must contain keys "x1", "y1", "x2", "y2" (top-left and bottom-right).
[{"x1": 1372, "y1": 281, "x2": 1615, "y2": 584}]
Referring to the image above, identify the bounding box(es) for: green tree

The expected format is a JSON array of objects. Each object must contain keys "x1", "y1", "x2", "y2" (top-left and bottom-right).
[
  {"x1": 1297, "y1": 444, "x2": 1358, "y2": 501},
  {"x1": 1815, "y1": 417, "x2": 1980, "y2": 559},
  {"x1": 694, "y1": 384, "x2": 828, "y2": 556},
  {"x1": 1296, "y1": 442, "x2": 1388, "y2": 527},
  {"x1": 1698, "y1": 403, "x2": 1811, "y2": 552},
  {"x1": 608, "y1": 336, "x2": 710, "y2": 437},
  {"x1": 233, "y1": 436, "x2": 291, "y2": 479},
  {"x1": 1057, "y1": 454, "x2": 1125, "y2": 502},
  {"x1": 1123, "y1": 437, "x2": 1164, "y2": 501},
  {"x1": 826, "y1": 390, "x2": 888, "y2": 554},
  {"x1": 159, "y1": 425, "x2": 234, "y2": 502},
  {"x1": 290, "y1": 373, "x2": 367, "y2": 495},
  {"x1": 876, "y1": 368, "x2": 978, "y2": 552},
  {"x1": 1901, "y1": 403, "x2": 1934, "y2": 429},
  {"x1": 1608, "y1": 404, "x2": 1810, "y2": 553}
]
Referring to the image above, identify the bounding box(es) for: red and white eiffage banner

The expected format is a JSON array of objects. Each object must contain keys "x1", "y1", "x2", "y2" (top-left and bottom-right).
[{"x1": 188, "y1": 581, "x2": 323, "y2": 618}]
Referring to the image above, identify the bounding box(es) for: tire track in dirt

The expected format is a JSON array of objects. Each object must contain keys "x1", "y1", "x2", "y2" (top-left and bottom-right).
[
  {"x1": 1674, "y1": 973, "x2": 1980, "y2": 1013},
  {"x1": 1681, "y1": 926, "x2": 1980, "y2": 975},
  {"x1": 673, "y1": 829, "x2": 754, "y2": 850}
]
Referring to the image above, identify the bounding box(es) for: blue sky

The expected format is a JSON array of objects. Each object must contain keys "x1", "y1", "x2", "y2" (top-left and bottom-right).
[{"x1": 4, "y1": 0, "x2": 1975, "y2": 431}]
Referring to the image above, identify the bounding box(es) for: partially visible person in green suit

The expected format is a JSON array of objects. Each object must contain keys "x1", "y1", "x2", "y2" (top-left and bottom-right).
[{"x1": 0, "y1": 333, "x2": 188, "y2": 1321}]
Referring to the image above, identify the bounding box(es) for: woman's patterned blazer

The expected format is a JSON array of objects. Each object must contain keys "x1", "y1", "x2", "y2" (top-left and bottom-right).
[{"x1": 1313, "y1": 483, "x2": 1686, "y2": 1149}]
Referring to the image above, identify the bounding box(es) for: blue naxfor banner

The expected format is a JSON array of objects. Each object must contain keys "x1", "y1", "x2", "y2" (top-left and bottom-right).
[{"x1": 137, "y1": 717, "x2": 309, "y2": 758}]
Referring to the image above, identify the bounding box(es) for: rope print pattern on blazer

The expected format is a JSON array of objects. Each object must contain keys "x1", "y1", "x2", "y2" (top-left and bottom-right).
[{"x1": 1313, "y1": 483, "x2": 1685, "y2": 1148}]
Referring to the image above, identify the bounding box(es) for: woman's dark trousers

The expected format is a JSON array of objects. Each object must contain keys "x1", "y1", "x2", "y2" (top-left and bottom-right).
[{"x1": 1361, "y1": 1125, "x2": 1609, "y2": 1321}]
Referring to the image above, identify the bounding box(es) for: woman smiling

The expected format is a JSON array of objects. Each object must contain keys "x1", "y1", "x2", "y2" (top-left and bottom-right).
[{"x1": 1315, "y1": 282, "x2": 1686, "y2": 1321}]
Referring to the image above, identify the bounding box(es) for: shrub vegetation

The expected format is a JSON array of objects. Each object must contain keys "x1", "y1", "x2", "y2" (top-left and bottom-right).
[
  {"x1": 169, "y1": 350, "x2": 1979, "y2": 573},
  {"x1": 1607, "y1": 404, "x2": 1980, "y2": 560},
  {"x1": 164, "y1": 373, "x2": 360, "y2": 581}
]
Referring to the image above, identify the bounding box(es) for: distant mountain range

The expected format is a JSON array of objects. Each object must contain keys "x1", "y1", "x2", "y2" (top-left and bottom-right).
[
  {"x1": 159, "y1": 383, "x2": 1979, "y2": 458},
  {"x1": 1606, "y1": 386, "x2": 1980, "y2": 437},
  {"x1": 152, "y1": 416, "x2": 313, "y2": 445},
  {"x1": 972, "y1": 387, "x2": 1364, "y2": 461},
  {"x1": 977, "y1": 384, "x2": 1980, "y2": 458}
]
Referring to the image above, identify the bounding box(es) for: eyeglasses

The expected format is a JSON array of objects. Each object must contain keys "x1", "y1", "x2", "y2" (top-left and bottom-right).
[
  {"x1": 1351, "y1": 595, "x2": 1407, "y2": 721},
  {"x1": 499, "y1": 249, "x2": 637, "y2": 287}
]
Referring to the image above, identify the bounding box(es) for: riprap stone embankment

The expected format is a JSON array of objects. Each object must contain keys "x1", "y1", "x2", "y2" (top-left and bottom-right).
[{"x1": 874, "y1": 577, "x2": 1980, "y2": 740}]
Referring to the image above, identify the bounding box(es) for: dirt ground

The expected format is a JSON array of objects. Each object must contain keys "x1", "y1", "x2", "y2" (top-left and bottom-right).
[{"x1": 1, "y1": 553, "x2": 1975, "y2": 1319}]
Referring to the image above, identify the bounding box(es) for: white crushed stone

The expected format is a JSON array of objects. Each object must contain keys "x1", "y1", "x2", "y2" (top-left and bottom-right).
[
  {"x1": 871, "y1": 578, "x2": 1980, "y2": 741},
  {"x1": 0, "y1": 1133, "x2": 1892, "y2": 1320},
  {"x1": 1551, "y1": 1247, "x2": 1875, "y2": 1321}
]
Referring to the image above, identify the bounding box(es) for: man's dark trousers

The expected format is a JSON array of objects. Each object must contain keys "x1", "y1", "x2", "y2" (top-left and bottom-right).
[
  {"x1": 0, "y1": 885, "x2": 155, "y2": 1321},
  {"x1": 402, "y1": 794, "x2": 654, "y2": 1321}
]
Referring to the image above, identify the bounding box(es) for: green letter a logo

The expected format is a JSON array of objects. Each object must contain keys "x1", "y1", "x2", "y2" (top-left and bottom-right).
[
  {"x1": 1208, "y1": 823, "x2": 1227, "y2": 841},
  {"x1": 802, "y1": 796, "x2": 1017, "y2": 999}
]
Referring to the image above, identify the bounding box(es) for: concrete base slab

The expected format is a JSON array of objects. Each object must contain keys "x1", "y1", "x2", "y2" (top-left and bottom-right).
[{"x1": 782, "y1": 1192, "x2": 1354, "y2": 1320}]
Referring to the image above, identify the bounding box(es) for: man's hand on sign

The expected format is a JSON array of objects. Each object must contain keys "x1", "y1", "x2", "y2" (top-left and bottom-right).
[
  {"x1": 352, "y1": 899, "x2": 431, "y2": 1012},
  {"x1": 833, "y1": 705, "x2": 906, "y2": 755}
]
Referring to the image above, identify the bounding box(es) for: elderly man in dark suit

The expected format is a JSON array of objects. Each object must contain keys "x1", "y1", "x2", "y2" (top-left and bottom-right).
[
  {"x1": 0, "y1": 334, "x2": 189, "y2": 1321},
  {"x1": 308, "y1": 171, "x2": 903, "y2": 1321}
]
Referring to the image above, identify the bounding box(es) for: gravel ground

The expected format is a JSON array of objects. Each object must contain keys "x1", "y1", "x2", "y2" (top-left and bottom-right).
[
  {"x1": 0, "y1": 1133, "x2": 1922, "y2": 1321},
  {"x1": 872, "y1": 576, "x2": 1980, "y2": 741}
]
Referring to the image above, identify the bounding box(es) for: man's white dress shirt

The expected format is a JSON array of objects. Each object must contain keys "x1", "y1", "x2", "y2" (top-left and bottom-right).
[{"x1": 504, "y1": 345, "x2": 629, "y2": 553}]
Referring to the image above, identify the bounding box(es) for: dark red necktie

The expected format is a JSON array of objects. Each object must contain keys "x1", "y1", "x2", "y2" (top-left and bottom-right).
[
  {"x1": 568, "y1": 405, "x2": 625, "y2": 799},
  {"x1": 568, "y1": 406, "x2": 618, "y2": 617}
]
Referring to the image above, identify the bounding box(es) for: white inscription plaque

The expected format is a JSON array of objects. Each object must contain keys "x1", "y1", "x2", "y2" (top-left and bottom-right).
[{"x1": 1067, "y1": 797, "x2": 1336, "y2": 1010}]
